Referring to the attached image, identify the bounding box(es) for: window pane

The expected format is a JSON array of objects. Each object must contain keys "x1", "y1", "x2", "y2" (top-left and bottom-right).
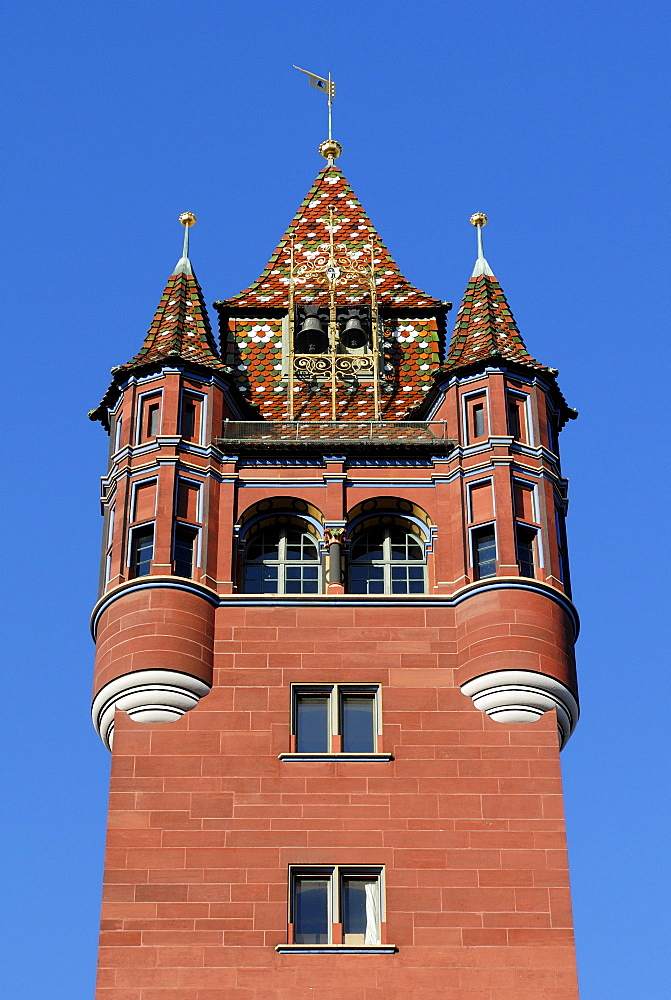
[
  {"x1": 296, "y1": 695, "x2": 329, "y2": 752},
  {"x1": 174, "y1": 528, "x2": 195, "y2": 578},
  {"x1": 342, "y1": 878, "x2": 379, "y2": 946},
  {"x1": 473, "y1": 403, "x2": 485, "y2": 437},
  {"x1": 474, "y1": 529, "x2": 496, "y2": 579},
  {"x1": 341, "y1": 695, "x2": 375, "y2": 753},
  {"x1": 243, "y1": 563, "x2": 278, "y2": 593},
  {"x1": 131, "y1": 528, "x2": 153, "y2": 578},
  {"x1": 517, "y1": 528, "x2": 535, "y2": 578},
  {"x1": 294, "y1": 878, "x2": 329, "y2": 944},
  {"x1": 147, "y1": 403, "x2": 160, "y2": 438},
  {"x1": 181, "y1": 401, "x2": 196, "y2": 440},
  {"x1": 350, "y1": 564, "x2": 384, "y2": 594}
]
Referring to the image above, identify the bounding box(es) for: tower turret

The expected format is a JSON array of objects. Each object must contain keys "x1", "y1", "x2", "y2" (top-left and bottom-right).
[
  {"x1": 89, "y1": 216, "x2": 245, "y2": 748},
  {"x1": 424, "y1": 214, "x2": 578, "y2": 744}
]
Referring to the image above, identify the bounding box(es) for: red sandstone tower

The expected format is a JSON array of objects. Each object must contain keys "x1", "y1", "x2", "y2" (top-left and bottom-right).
[{"x1": 89, "y1": 143, "x2": 580, "y2": 999}]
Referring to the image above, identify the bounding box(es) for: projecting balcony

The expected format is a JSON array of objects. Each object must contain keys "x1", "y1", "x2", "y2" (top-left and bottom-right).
[{"x1": 217, "y1": 421, "x2": 454, "y2": 455}]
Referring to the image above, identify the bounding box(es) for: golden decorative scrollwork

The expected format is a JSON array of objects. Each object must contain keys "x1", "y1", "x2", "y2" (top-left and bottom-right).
[{"x1": 294, "y1": 242, "x2": 373, "y2": 290}]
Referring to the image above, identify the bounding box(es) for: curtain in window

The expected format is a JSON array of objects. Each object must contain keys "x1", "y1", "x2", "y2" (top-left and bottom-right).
[{"x1": 364, "y1": 880, "x2": 381, "y2": 945}]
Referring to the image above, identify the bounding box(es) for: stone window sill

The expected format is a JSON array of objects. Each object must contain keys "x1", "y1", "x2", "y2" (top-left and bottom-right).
[
  {"x1": 275, "y1": 944, "x2": 397, "y2": 954},
  {"x1": 278, "y1": 753, "x2": 394, "y2": 763}
]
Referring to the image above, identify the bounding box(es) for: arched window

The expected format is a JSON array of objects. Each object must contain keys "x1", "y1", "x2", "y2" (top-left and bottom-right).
[
  {"x1": 243, "y1": 523, "x2": 321, "y2": 594},
  {"x1": 348, "y1": 524, "x2": 426, "y2": 594}
]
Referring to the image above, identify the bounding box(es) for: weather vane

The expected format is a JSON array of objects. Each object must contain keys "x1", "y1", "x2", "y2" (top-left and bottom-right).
[{"x1": 293, "y1": 65, "x2": 339, "y2": 160}]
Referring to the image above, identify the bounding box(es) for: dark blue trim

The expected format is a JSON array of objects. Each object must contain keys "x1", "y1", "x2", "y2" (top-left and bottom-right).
[{"x1": 92, "y1": 577, "x2": 579, "y2": 641}]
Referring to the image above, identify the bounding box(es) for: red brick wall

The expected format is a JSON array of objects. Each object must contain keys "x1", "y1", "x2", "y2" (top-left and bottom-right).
[{"x1": 95, "y1": 604, "x2": 579, "y2": 1000}]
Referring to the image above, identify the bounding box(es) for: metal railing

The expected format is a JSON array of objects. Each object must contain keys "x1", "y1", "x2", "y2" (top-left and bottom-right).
[{"x1": 218, "y1": 420, "x2": 450, "y2": 445}]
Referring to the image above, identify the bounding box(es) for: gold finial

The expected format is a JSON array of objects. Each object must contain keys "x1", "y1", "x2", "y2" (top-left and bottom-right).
[
  {"x1": 319, "y1": 139, "x2": 343, "y2": 164},
  {"x1": 179, "y1": 212, "x2": 197, "y2": 227},
  {"x1": 470, "y1": 212, "x2": 488, "y2": 228}
]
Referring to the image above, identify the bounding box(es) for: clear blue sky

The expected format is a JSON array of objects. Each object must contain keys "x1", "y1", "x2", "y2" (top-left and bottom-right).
[{"x1": 2, "y1": 2, "x2": 669, "y2": 997}]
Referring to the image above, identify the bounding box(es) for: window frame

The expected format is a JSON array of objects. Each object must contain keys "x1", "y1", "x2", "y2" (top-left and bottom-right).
[
  {"x1": 241, "y1": 521, "x2": 323, "y2": 595},
  {"x1": 179, "y1": 389, "x2": 207, "y2": 445},
  {"x1": 506, "y1": 390, "x2": 532, "y2": 445},
  {"x1": 281, "y1": 684, "x2": 391, "y2": 761},
  {"x1": 470, "y1": 523, "x2": 497, "y2": 580},
  {"x1": 515, "y1": 524, "x2": 538, "y2": 579},
  {"x1": 279, "y1": 865, "x2": 394, "y2": 953},
  {"x1": 135, "y1": 390, "x2": 163, "y2": 445},
  {"x1": 461, "y1": 389, "x2": 489, "y2": 445},
  {"x1": 128, "y1": 523, "x2": 154, "y2": 578},
  {"x1": 347, "y1": 522, "x2": 427, "y2": 596}
]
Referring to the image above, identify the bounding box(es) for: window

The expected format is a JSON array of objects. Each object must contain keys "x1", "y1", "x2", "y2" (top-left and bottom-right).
[
  {"x1": 242, "y1": 524, "x2": 320, "y2": 594},
  {"x1": 464, "y1": 393, "x2": 488, "y2": 443},
  {"x1": 349, "y1": 524, "x2": 426, "y2": 594},
  {"x1": 104, "y1": 504, "x2": 115, "y2": 586},
  {"x1": 473, "y1": 403, "x2": 485, "y2": 438},
  {"x1": 173, "y1": 525, "x2": 197, "y2": 578},
  {"x1": 516, "y1": 525, "x2": 536, "y2": 578},
  {"x1": 129, "y1": 526, "x2": 154, "y2": 578},
  {"x1": 472, "y1": 526, "x2": 496, "y2": 579},
  {"x1": 555, "y1": 508, "x2": 566, "y2": 584},
  {"x1": 180, "y1": 392, "x2": 203, "y2": 443},
  {"x1": 507, "y1": 394, "x2": 528, "y2": 442},
  {"x1": 138, "y1": 393, "x2": 162, "y2": 443},
  {"x1": 290, "y1": 867, "x2": 383, "y2": 947},
  {"x1": 292, "y1": 686, "x2": 380, "y2": 755},
  {"x1": 113, "y1": 414, "x2": 123, "y2": 453}
]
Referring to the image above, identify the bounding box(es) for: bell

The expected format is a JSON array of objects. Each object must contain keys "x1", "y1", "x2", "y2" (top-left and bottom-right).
[
  {"x1": 340, "y1": 316, "x2": 369, "y2": 350},
  {"x1": 295, "y1": 315, "x2": 328, "y2": 354}
]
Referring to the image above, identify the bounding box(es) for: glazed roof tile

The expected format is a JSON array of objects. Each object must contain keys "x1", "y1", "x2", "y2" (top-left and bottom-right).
[
  {"x1": 120, "y1": 259, "x2": 227, "y2": 372},
  {"x1": 444, "y1": 272, "x2": 550, "y2": 373},
  {"x1": 220, "y1": 164, "x2": 442, "y2": 311}
]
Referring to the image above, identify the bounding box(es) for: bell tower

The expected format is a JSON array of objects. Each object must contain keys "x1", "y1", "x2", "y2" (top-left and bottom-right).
[{"x1": 90, "y1": 144, "x2": 581, "y2": 998}]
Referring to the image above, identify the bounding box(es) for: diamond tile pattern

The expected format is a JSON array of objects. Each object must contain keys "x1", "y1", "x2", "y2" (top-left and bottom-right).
[
  {"x1": 444, "y1": 273, "x2": 549, "y2": 372},
  {"x1": 121, "y1": 267, "x2": 227, "y2": 372},
  {"x1": 219, "y1": 164, "x2": 443, "y2": 420},
  {"x1": 222, "y1": 165, "x2": 442, "y2": 311}
]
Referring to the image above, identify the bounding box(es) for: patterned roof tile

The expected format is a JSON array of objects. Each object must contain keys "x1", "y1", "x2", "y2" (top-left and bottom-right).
[
  {"x1": 443, "y1": 273, "x2": 550, "y2": 373},
  {"x1": 220, "y1": 164, "x2": 442, "y2": 311},
  {"x1": 120, "y1": 261, "x2": 227, "y2": 372}
]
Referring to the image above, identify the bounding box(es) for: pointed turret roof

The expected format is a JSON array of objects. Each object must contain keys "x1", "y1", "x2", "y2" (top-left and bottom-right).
[
  {"x1": 219, "y1": 163, "x2": 441, "y2": 310},
  {"x1": 118, "y1": 261, "x2": 226, "y2": 372},
  {"x1": 89, "y1": 217, "x2": 228, "y2": 426},
  {"x1": 444, "y1": 215, "x2": 550, "y2": 373}
]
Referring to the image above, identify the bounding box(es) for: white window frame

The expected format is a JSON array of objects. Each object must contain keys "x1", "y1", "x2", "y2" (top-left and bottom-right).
[
  {"x1": 461, "y1": 388, "x2": 490, "y2": 445},
  {"x1": 174, "y1": 477, "x2": 203, "y2": 523},
  {"x1": 242, "y1": 522, "x2": 322, "y2": 595},
  {"x1": 283, "y1": 684, "x2": 386, "y2": 760},
  {"x1": 131, "y1": 477, "x2": 158, "y2": 523},
  {"x1": 135, "y1": 390, "x2": 163, "y2": 445},
  {"x1": 348, "y1": 523, "x2": 427, "y2": 595},
  {"x1": 179, "y1": 389, "x2": 207, "y2": 446},
  {"x1": 467, "y1": 476, "x2": 496, "y2": 524},
  {"x1": 506, "y1": 389, "x2": 533, "y2": 445},
  {"x1": 469, "y1": 521, "x2": 497, "y2": 577},
  {"x1": 287, "y1": 865, "x2": 385, "y2": 949}
]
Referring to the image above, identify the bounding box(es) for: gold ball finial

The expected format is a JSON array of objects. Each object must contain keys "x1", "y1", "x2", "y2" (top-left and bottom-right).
[
  {"x1": 179, "y1": 212, "x2": 197, "y2": 227},
  {"x1": 319, "y1": 139, "x2": 343, "y2": 161},
  {"x1": 470, "y1": 212, "x2": 488, "y2": 228}
]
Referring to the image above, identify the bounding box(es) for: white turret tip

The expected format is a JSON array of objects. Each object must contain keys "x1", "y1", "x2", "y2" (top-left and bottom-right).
[{"x1": 470, "y1": 212, "x2": 494, "y2": 276}]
